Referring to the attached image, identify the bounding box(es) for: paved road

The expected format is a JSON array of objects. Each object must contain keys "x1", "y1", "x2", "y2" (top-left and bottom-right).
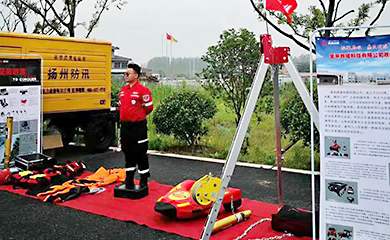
[{"x1": 0, "y1": 146, "x2": 319, "y2": 240}]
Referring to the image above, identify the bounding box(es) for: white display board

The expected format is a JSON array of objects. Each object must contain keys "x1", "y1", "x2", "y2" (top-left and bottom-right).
[
  {"x1": 0, "y1": 58, "x2": 41, "y2": 164},
  {"x1": 318, "y1": 85, "x2": 390, "y2": 240},
  {"x1": 317, "y1": 35, "x2": 390, "y2": 240}
]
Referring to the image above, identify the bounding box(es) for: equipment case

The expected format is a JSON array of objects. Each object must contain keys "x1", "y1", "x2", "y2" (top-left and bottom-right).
[{"x1": 15, "y1": 153, "x2": 54, "y2": 171}]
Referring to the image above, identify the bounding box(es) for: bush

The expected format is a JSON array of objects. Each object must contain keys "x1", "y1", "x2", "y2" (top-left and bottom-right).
[
  {"x1": 281, "y1": 80, "x2": 319, "y2": 150},
  {"x1": 111, "y1": 76, "x2": 124, "y2": 107},
  {"x1": 152, "y1": 90, "x2": 217, "y2": 146}
]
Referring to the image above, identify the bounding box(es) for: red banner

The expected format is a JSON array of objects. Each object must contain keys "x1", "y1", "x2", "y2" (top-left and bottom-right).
[{"x1": 266, "y1": 0, "x2": 297, "y2": 23}]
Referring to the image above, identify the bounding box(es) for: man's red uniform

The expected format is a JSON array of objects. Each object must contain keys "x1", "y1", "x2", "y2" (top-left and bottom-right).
[
  {"x1": 119, "y1": 81, "x2": 153, "y2": 188},
  {"x1": 119, "y1": 81, "x2": 153, "y2": 122}
]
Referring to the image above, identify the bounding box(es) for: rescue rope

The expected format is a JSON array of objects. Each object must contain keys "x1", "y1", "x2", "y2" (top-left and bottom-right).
[{"x1": 233, "y1": 218, "x2": 293, "y2": 240}]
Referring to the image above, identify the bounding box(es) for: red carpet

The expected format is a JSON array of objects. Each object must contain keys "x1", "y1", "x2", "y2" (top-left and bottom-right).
[{"x1": 0, "y1": 173, "x2": 313, "y2": 240}]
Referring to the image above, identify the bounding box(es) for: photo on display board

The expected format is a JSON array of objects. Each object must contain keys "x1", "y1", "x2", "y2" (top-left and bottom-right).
[
  {"x1": 0, "y1": 123, "x2": 5, "y2": 136},
  {"x1": 0, "y1": 136, "x2": 19, "y2": 164},
  {"x1": 317, "y1": 73, "x2": 343, "y2": 85},
  {"x1": 324, "y1": 136, "x2": 351, "y2": 159},
  {"x1": 326, "y1": 179, "x2": 358, "y2": 204},
  {"x1": 326, "y1": 223, "x2": 353, "y2": 240},
  {"x1": 18, "y1": 120, "x2": 38, "y2": 134},
  {"x1": 19, "y1": 133, "x2": 37, "y2": 154},
  {"x1": 20, "y1": 121, "x2": 30, "y2": 133},
  {"x1": 316, "y1": 36, "x2": 390, "y2": 86},
  {"x1": 0, "y1": 88, "x2": 9, "y2": 96}
]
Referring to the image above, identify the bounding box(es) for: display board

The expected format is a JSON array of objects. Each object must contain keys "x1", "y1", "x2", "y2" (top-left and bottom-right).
[
  {"x1": 0, "y1": 58, "x2": 41, "y2": 164},
  {"x1": 317, "y1": 36, "x2": 390, "y2": 240}
]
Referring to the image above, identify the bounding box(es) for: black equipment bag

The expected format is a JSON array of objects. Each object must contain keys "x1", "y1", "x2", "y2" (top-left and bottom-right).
[{"x1": 271, "y1": 205, "x2": 319, "y2": 237}]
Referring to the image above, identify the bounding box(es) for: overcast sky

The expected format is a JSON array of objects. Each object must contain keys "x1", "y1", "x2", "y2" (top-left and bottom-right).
[
  {"x1": 5, "y1": 0, "x2": 390, "y2": 66},
  {"x1": 81, "y1": 0, "x2": 274, "y2": 65}
]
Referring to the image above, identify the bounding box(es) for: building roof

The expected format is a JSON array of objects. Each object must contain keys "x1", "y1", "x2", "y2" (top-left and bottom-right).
[
  {"x1": 112, "y1": 55, "x2": 132, "y2": 62},
  {"x1": 142, "y1": 67, "x2": 152, "y2": 73},
  {"x1": 279, "y1": 72, "x2": 317, "y2": 78},
  {"x1": 300, "y1": 72, "x2": 317, "y2": 77}
]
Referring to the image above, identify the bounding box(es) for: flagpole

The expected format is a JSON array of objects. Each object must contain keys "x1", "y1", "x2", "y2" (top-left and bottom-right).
[
  {"x1": 166, "y1": 34, "x2": 168, "y2": 78},
  {"x1": 170, "y1": 37, "x2": 172, "y2": 78},
  {"x1": 263, "y1": 0, "x2": 269, "y2": 34},
  {"x1": 193, "y1": 58, "x2": 195, "y2": 79},
  {"x1": 161, "y1": 34, "x2": 164, "y2": 76}
]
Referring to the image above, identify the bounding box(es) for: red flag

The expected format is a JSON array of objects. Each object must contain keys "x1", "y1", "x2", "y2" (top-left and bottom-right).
[
  {"x1": 265, "y1": 0, "x2": 297, "y2": 23},
  {"x1": 166, "y1": 33, "x2": 172, "y2": 40}
]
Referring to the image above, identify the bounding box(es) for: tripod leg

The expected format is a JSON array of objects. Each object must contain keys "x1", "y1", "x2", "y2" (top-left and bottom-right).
[{"x1": 201, "y1": 56, "x2": 269, "y2": 240}]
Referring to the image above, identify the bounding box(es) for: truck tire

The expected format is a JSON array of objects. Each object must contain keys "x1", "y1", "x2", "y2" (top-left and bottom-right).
[
  {"x1": 59, "y1": 126, "x2": 75, "y2": 147},
  {"x1": 85, "y1": 118, "x2": 115, "y2": 152}
]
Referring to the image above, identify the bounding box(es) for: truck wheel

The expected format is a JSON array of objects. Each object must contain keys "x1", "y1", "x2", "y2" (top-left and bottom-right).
[
  {"x1": 85, "y1": 118, "x2": 115, "y2": 152},
  {"x1": 59, "y1": 126, "x2": 75, "y2": 147}
]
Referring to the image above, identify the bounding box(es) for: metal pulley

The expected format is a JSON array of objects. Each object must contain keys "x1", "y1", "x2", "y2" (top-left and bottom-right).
[{"x1": 190, "y1": 173, "x2": 222, "y2": 206}]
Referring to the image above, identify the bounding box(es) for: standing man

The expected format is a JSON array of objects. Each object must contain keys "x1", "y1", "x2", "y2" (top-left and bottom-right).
[{"x1": 119, "y1": 63, "x2": 153, "y2": 189}]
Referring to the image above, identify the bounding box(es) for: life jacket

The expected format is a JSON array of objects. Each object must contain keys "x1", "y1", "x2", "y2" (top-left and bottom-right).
[
  {"x1": 85, "y1": 167, "x2": 126, "y2": 186},
  {"x1": 52, "y1": 160, "x2": 86, "y2": 178},
  {"x1": 11, "y1": 161, "x2": 87, "y2": 196},
  {"x1": 37, "y1": 167, "x2": 125, "y2": 203},
  {"x1": 37, "y1": 179, "x2": 91, "y2": 203},
  {"x1": 12, "y1": 171, "x2": 51, "y2": 190}
]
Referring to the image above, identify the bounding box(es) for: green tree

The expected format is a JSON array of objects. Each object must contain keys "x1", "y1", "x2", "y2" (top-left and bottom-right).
[
  {"x1": 110, "y1": 76, "x2": 123, "y2": 107},
  {"x1": 201, "y1": 28, "x2": 261, "y2": 126},
  {"x1": 1, "y1": 0, "x2": 31, "y2": 32},
  {"x1": 255, "y1": 69, "x2": 273, "y2": 117},
  {"x1": 281, "y1": 81, "x2": 319, "y2": 150},
  {"x1": 249, "y1": 0, "x2": 389, "y2": 52},
  {"x1": 17, "y1": 0, "x2": 127, "y2": 37},
  {"x1": 152, "y1": 90, "x2": 217, "y2": 146}
]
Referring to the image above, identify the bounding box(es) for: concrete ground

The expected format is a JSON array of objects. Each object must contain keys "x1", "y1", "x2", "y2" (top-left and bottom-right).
[{"x1": 0, "y1": 146, "x2": 319, "y2": 240}]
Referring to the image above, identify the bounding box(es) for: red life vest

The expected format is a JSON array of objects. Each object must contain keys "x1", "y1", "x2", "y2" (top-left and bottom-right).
[
  {"x1": 11, "y1": 160, "x2": 86, "y2": 194},
  {"x1": 12, "y1": 171, "x2": 51, "y2": 190}
]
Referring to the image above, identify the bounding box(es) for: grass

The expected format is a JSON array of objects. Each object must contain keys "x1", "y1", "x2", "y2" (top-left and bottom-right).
[{"x1": 122, "y1": 80, "x2": 320, "y2": 171}]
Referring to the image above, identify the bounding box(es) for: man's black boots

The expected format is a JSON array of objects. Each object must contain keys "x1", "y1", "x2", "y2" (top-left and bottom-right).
[
  {"x1": 125, "y1": 171, "x2": 135, "y2": 189},
  {"x1": 140, "y1": 173, "x2": 149, "y2": 188}
]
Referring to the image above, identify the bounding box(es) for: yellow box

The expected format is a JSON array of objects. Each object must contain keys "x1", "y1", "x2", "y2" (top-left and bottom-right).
[
  {"x1": 43, "y1": 134, "x2": 63, "y2": 150},
  {"x1": 0, "y1": 31, "x2": 112, "y2": 114}
]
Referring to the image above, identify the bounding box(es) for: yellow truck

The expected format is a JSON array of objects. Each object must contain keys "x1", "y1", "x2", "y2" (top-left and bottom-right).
[{"x1": 0, "y1": 31, "x2": 117, "y2": 152}]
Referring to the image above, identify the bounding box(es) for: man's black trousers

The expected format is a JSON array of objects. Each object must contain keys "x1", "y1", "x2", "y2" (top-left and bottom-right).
[{"x1": 120, "y1": 120, "x2": 149, "y2": 176}]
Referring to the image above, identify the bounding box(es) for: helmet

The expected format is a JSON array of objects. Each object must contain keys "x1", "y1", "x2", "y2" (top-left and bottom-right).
[{"x1": 0, "y1": 168, "x2": 12, "y2": 185}]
